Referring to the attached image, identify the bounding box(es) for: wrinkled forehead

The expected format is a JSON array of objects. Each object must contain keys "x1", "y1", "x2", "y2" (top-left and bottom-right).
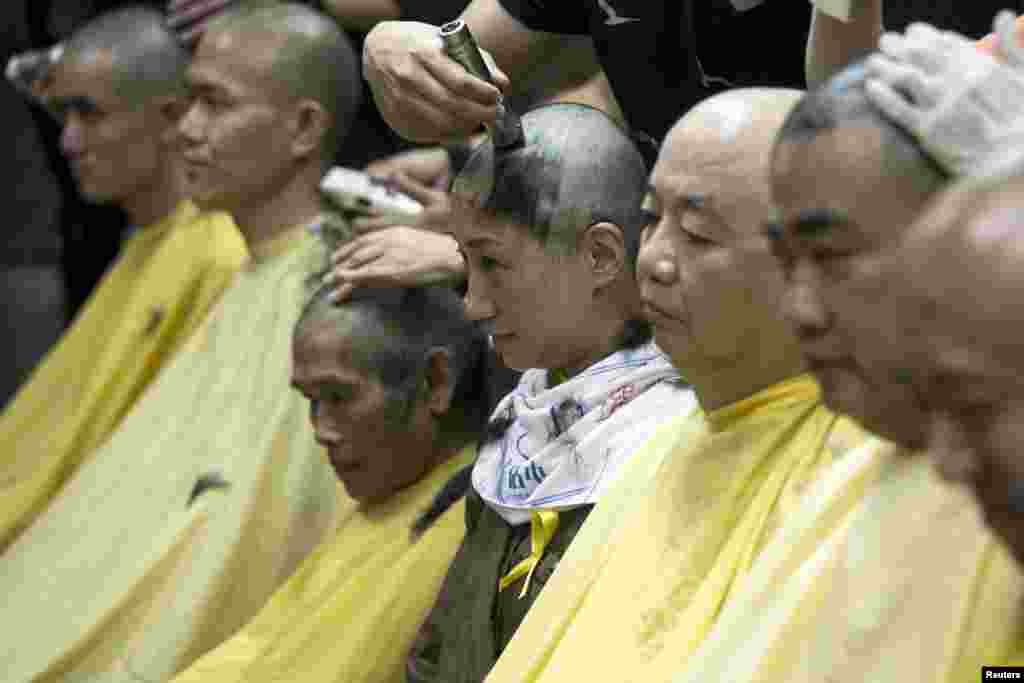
[
  {"x1": 293, "y1": 305, "x2": 379, "y2": 375},
  {"x1": 771, "y1": 126, "x2": 890, "y2": 213}
]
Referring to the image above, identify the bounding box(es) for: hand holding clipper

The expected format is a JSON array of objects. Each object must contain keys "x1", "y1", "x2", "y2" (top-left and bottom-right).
[{"x1": 439, "y1": 20, "x2": 523, "y2": 149}]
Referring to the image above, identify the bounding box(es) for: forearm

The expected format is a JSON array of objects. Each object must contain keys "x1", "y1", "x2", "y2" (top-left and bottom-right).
[
  {"x1": 805, "y1": 0, "x2": 883, "y2": 88},
  {"x1": 509, "y1": 37, "x2": 624, "y2": 125},
  {"x1": 319, "y1": 0, "x2": 400, "y2": 31},
  {"x1": 459, "y1": 0, "x2": 566, "y2": 85}
]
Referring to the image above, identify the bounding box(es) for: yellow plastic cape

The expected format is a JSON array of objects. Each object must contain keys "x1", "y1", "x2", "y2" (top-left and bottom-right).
[
  {"x1": 0, "y1": 200, "x2": 246, "y2": 553},
  {"x1": 0, "y1": 227, "x2": 341, "y2": 682},
  {"x1": 173, "y1": 445, "x2": 477, "y2": 683},
  {"x1": 674, "y1": 442, "x2": 1024, "y2": 683},
  {"x1": 486, "y1": 374, "x2": 867, "y2": 683}
]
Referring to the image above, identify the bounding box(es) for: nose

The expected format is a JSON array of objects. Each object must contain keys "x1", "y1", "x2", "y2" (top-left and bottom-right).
[
  {"x1": 60, "y1": 114, "x2": 85, "y2": 159},
  {"x1": 928, "y1": 411, "x2": 978, "y2": 484},
  {"x1": 636, "y1": 219, "x2": 678, "y2": 287},
  {"x1": 309, "y1": 401, "x2": 343, "y2": 448},
  {"x1": 780, "y1": 261, "x2": 832, "y2": 338},
  {"x1": 177, "y1": 99, "x2": 205, "y2": 147},
  {"x1": 463, "y1": 268, "x2": 496, "y2": 322}
]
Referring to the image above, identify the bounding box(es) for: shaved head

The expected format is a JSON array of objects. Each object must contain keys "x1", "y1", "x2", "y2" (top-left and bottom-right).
[
  {"x1": 875, "y1": 175, "x2": 1024, "y2": 554},
  {"x1": 665, "y1": 88, "x2": 804, "y2": 228},
  {"x1": 452, "y1": 103, "x2": 649, "y2": 264},
  {"x1": 886, "y1": 174, "x2": 1024, "y2": 371},
  {"x1": 204, "y1": 2, "x2": 360, "y2": 155},
  {"x1": 637, "y1": 88, "x2": 806, "y2": 406},
  {"x1": 62, "y1": 6, "x2": 189, "y2": 104}
]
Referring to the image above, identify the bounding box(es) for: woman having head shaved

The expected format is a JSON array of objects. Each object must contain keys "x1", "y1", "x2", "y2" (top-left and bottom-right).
[{"x1": 404, "y1": 102, "x2": 694, "y2": 683}]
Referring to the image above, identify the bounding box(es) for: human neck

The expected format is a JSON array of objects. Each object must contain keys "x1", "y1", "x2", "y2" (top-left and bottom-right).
[
  {"x1": 560, "y1": 284, "x2": 646, "y2": 378},
  {"x1": 120, "y1": 158, "x2": 185, "y2": 228},
  {"x1": 562, "y1": 313, "x2": 635, "y2": 378},
  {"x1": 683, "y1": 338, "x2": 807, "y2": 413},
  {"x1": 232, "y1": 166, "x2": 322, "y2": 251}
]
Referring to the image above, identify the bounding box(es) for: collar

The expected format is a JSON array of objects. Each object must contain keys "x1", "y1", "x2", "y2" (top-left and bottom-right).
[{"x1": 705, "y1": 373, "x2": 820, "y2": 433}]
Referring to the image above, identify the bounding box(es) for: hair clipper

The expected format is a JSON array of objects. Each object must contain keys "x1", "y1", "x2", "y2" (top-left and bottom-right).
[
  {"x1": 320, "y1": 167, "x2": 424, "y2": 224},
  {"x1": 439, "y1": 19, "x2": 524, "y2": 150}
]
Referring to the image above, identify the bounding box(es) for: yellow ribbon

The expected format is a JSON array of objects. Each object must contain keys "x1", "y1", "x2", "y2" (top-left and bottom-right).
[{"x1": 499, "y1": 509, "x2": 560, "y2": 598}]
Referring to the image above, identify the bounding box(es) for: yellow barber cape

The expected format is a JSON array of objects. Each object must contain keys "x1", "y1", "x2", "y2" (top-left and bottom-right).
[
  {"x1": 0, "y1": 200, "x2": 245, "y2": 553},
  {"x1": 486, "y1": 374, "x2": 866, "y2": 683},
  {"x1": 0, "y1": 226, "x2": 340, "y2": 683},
  {"x1": 173, "y1": 445, "x2": 476, "y2": 683},
  {"x1": 675, "y1": 443, "x2": 1024, "y2": 683}
]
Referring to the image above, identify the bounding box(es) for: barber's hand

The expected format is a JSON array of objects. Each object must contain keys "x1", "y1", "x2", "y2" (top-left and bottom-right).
[
  {"x1": 325, "y1": 171, "x2": 465, "y2": 302},
  {"x1": 364, "y1": 146, "x2": 452, "y2": 192},
  {"x1": 991, "y1": 10, "x2": 1024, "y2": 69},
  {"x1": 323, "y1": 227, "x2": 465, "y2": 302},
  {"x1": 363, "y1": 20, "x2": 510, "y2": 143},
  {"x1": 864, "y1": 19, "x2": 1024, "y2": 176}
]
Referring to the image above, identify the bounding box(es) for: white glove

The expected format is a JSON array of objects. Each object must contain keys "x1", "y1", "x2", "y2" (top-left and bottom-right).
[
  {"x1": 863, "y1": 17, "x2": 1024, "y2": 176},
  {"x1": 992, "y1": 9, "x2": 1024, "y2": 69}
]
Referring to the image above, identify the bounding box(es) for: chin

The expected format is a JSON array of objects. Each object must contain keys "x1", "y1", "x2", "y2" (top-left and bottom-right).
[
  {"x1": 78, "y1": 185, "x2": 117, "y2": 205},
  {"x1": 190, "y1": 191, "x2": 229, "y2": 213},
  {"x1": 493, "y1": 341, "x2": 540, "y2": 372}
]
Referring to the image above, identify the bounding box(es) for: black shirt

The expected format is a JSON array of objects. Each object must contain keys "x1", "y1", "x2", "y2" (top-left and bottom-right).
[{"x1": 497, "y1": 0, "x2": 810, "y2": 142}]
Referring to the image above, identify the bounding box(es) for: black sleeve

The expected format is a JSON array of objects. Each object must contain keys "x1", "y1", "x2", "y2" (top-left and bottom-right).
[
  {"x1": 496, "y1": 0, "x2": 590, "y2": 35},
  {"x1": 396, "y1": 0, "x2": 473, "y2": 25}
]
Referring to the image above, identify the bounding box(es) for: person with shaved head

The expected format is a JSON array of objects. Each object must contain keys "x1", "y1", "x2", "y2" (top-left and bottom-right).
[
  {"x1": 0, "y1": 5, "x2": 246, "y2": 554},
  {"x1": 664, "y1": 64, "x2": 1024, "y2": 683},
  {"x1": 869, "y1": 172, "x2": 1024, "y2": 568},
  {"x1": 0, "y1": 4, "x2": 363, "y2": 681},
  {"x1": 483, "y1": 89, "x2": 869, "y2": 683},
  {"x1": 398, "y1": 102, "x2": 692, "y2": 683}
]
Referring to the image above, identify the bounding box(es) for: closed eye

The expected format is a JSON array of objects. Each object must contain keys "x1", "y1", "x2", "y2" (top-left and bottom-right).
[{"x1": 683, "y1": 229, "x2": 716, "y2": 247}]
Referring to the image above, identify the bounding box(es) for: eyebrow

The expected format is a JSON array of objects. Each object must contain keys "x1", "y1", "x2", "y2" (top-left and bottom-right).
[
  {"x1": 643, "y1": 186, "x2": 710, "y2": 212},
  {"x1": 48, "y1": 95, "x2": 100, "y2": 116},
  {"x1": 464, "y1": 235, "x2": 502, "y2": 249},
  {"x1": 793, "y1": 208, "x2": 849, "y2": 239},
  {"x1": 186, "y1": 70, "x2": 238, "y2": 98},
  {"x1": 291, "y1": 375, "x2": 358, "y2": 391}
]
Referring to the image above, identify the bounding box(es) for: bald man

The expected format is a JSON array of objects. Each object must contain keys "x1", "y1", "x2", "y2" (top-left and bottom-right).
[
  {"x1": 0, "y1": 5, "x2": 362, "y2": 681},
  {"x1": 663, "y1": 64, "x2": 1024, "y2": 683},
  {"x1": 874, "y1": 174, "x2": 1024, "y2": 565},
  {"x1": 0, "y1": 6, "x2": 246, "y2": 553},
  {"x1": 484, "y1": 89, "x2": 868, "y2": 683}
]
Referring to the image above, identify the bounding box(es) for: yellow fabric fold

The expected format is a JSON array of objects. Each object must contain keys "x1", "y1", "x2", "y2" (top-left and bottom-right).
[
  {"x1": 676, "y1": 443, "x2": 1024, "y2": 683},
  {"x1": 499, "y1": 510, "x2": 561, "y2": 598},
  {"x1": 0, "y1": 228, "x2": 340, "y2": 683},
  {"x1": 0, "y1": 200, "x2": 246, "y2": 552},
  {"x1": 486, "y1": 374, "x2": 868, "y2": 683},
  {"x1": 172, "y1": 445, "x2": 477, "y2": 683}
]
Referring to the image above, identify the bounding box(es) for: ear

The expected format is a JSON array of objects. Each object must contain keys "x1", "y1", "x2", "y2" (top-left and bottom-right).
[
  {"x1": 424, "y1": 347, "x2": 455, "y2": 418},
  {"x1": 581, "y1": 221, "x2": 626, "y2": 290},
  {"x1": 289, "y1": 98, "x2": 330, "y2": 161}
]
